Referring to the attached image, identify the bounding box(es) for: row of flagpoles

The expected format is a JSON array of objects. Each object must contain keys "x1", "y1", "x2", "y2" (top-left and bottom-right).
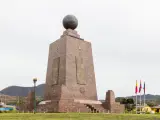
[{"x1": 135, "y1": 80, "x2": 146, "y2": 114}]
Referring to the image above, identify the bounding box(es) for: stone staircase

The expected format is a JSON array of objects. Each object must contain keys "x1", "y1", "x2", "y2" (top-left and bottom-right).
[{"x1": 84, "y1": 104, "x2": 100, "y2": 113}]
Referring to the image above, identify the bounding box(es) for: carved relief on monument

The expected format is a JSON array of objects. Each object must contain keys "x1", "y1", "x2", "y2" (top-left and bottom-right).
[
  {"x1": 75, "y1": 56, "x2": 86, "y2": 85},
  {"x1": 52, "y1": 57, "x2": 60, "y2": 85},
  {"x1": 79, "y1": 87, "x2": 85, "y2": 94}
]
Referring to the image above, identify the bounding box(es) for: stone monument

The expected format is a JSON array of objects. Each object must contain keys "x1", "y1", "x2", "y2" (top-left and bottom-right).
[
  {"x1": 40, "y1": 15, "x2": 124, "y2": 113},
  {"x1": 44, "y1": 15, "x2": 98, "y2": 112}
]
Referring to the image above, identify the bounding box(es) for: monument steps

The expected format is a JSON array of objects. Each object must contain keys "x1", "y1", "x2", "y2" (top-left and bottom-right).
[
  {"x1": 84, "y1": 104, "x2": 99, "y2": 113},
  {"x1": 84, "y1": 104, "x2": 107, "y2": 113}
]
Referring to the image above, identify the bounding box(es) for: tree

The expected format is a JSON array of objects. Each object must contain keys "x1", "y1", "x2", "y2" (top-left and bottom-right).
[
  {"x1": 16, "y1": 96, "x2": 26, "y2": 111},
  {"x1": 146, "y1": 101, "x2": 156, "y2": 107},
  {"x1": 127, "y1": 98, "x2": 134, "y2": 104},
  {"x1": 116, "y1": 97, "x2": 134, "y2": 104},
  {"x1": 115, "y1": 97, "x2": 126, "y2": 104}
]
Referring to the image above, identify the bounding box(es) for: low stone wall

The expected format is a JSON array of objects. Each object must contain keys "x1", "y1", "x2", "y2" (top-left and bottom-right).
[{"x1": 109, "y1": 103, "x2": 125, "y2": 113}]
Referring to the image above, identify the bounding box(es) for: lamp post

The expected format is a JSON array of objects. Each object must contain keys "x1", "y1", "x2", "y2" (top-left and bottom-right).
[{"x1": 33, "y1": 78, "x2": 37, "y2": 114}]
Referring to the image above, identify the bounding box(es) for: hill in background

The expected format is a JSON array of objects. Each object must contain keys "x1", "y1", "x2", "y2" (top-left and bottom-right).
[
  {"x1": 128, "y1": 94, "x2": 160, "y2": 101},
  {"x1": 0, "y1": 84, "x2": 45, "y2": 97}
]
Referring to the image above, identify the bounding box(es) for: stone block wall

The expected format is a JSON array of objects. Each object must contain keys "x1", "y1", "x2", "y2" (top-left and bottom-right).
[{"x1": 102, "y1": 90, "x2": 125, "y2": 113}]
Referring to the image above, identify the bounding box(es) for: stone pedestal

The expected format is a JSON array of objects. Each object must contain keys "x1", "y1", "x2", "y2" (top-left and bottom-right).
[{"x1": 102, "y1": 90, "x2": 125, "y2": 113}]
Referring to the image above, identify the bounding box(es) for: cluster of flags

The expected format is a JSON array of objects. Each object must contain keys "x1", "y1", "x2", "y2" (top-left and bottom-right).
[
  {"x1": 135, "y1": 80, "x2": 146, "y2": 114},
  {"x1": 135, "y1": 80, "x2": 145, "y2": 94}
]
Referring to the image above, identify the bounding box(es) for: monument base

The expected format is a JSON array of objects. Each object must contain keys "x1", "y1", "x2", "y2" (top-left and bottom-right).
[
  {"x1": 37, "y1": 90, "x2": 124, "y2": 113},
  {"x1": 37, "y1": 99, "x2": 106, "y2": 113}
]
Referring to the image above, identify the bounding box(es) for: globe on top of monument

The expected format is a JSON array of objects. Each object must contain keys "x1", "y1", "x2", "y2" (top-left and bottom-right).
[{"x1": 63, "y1": 15, "x2": 78, "y2": 30}]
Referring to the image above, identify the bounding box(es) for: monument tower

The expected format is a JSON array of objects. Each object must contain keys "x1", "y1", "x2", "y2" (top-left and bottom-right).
[
  {"x1": 44, "y1": 15, "x2": 98, "y2": 112},
  {"x1": 38, "y1": 15, "x2": 125, "y2": 113}
]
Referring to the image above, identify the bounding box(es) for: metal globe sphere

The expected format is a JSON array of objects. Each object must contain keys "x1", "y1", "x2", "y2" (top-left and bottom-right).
[{"x1": 63, "y1": 15, "x2": 78, "y2": 30}]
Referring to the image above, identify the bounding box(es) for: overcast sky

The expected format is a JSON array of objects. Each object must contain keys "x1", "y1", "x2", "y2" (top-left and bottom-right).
[{"x1": 0, "y1": 0, "x2": 160, "y2": 99}]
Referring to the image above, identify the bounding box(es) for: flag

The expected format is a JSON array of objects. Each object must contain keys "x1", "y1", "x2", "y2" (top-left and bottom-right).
[
  {"x1": 135, "y1": 80, "x2": 138, "y2": 94},
  {"x1": 143, "y1": 82, "x2": 145, "y2": 94},
  {"x1": 139, "y1": 80, "x2": 142, "y2": 93}
]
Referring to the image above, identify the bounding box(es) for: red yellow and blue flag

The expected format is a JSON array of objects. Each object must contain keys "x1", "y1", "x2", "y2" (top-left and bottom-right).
[
  {"x1": 143, "y1": 82, "x2": 145, "y2": 94},
  {"x1": 139, "y1": 80, "x2": 142, "y2": 93},
  {"x1": 135, "y1": 80, "x2": 138, "y2": 94}
]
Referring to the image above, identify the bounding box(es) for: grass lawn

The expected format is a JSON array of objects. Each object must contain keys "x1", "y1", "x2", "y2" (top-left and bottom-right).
[{"x1": 0, "y1": 113, "x2": 160, "y2": 120}]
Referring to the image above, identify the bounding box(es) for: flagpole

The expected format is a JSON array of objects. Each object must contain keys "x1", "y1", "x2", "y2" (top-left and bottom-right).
[
  {"x1": 135, "y1": 80, "x2": 138, "y2": 114},
  {"x1": 140, "y1": 91, "x2": 141, "y2": 113},
  {"x1": 136, "y1": 80, "x2": 138, "y2": 114},
  {"x1": 144, "y1": 91, "x2": 145, "y2": 106},
  {"x1": 136, "y1": 93, "x2": 137, "y2": 114},
  {"x1": 144, "y1": 82, "x2": 145, "y2": 107}
]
